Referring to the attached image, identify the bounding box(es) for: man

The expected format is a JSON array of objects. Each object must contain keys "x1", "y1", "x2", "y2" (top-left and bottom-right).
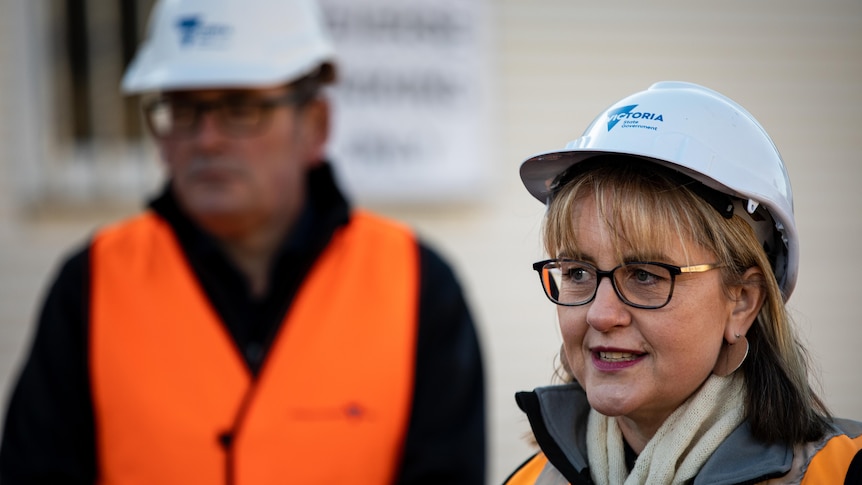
[{"x1": 0, "y1": 0, "x2": 485, "y2": 483}]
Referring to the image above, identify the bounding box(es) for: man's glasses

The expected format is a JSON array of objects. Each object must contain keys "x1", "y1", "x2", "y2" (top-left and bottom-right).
[
  {"x1": 142, "y1": 92, "x2": 308, "y2": 138},
  {"x1": 532, "y1": 259, "x2": 722, "y2": 309}
]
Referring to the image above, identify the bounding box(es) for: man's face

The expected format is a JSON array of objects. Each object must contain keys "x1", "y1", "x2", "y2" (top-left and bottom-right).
[{"x1": 153, "y1": 86, "x2": 328, "y2": 239}]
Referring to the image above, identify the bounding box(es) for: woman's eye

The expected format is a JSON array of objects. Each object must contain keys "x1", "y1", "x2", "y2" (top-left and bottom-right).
[
  {"x1": 565, "y1": 267, "x2": 590, "y2": 282},
  {"x1": 628, "y1": 265, "x2": 669, "y2": 284},
  {"x1": 634, "y1": 269, "x2": 657, "y2": 283}
]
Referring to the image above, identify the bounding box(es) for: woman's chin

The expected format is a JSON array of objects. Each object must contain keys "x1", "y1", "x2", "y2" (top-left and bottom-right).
[{"x1": 584, "y1": 383, "x2": 639, "y2": 417}]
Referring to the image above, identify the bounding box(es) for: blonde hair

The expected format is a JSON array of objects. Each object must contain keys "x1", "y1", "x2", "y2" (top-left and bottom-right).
[{"x1": 545, "y1": 159, "x2": 830, "y2": 444}]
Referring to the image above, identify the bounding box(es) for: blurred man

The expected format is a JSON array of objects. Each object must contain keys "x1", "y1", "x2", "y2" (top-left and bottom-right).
[{"x1": 0, "y1": 0, "x2": 485, "y2": 483}]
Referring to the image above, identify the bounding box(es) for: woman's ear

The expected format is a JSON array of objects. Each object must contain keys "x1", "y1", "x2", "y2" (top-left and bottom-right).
[{"x1": 724, "y1": 266, "x2": 766, "y2": 341}]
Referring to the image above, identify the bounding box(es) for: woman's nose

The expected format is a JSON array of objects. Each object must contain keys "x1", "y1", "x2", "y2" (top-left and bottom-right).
[{"x1": 585, "y1": 278, "x2": 631, "y2": 332}]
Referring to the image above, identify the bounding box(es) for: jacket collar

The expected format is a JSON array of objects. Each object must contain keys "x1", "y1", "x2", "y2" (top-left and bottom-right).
[{"x1": 517, "y1": 383, "x2": 795, "y2": 485}]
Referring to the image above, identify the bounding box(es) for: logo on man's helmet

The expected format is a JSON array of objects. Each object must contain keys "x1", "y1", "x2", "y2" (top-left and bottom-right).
[{"x1": 175, "y1": 16, "x2": 233, "y2": 48}]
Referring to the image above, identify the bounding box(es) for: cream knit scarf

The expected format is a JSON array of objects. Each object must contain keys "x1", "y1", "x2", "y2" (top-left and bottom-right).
[{"x1": 586, "y1": 374, "x2": 745, "y2": 485}]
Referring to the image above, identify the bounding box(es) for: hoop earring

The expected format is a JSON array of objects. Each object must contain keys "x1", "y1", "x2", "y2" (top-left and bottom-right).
[{"x1": 712, "y1": 335, "x2": 749, "y2": 377}]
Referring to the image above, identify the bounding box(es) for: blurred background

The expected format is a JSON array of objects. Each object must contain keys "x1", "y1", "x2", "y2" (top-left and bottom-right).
[{"x1": 1, "y1": 1, "x2": 860, "y2": 483}]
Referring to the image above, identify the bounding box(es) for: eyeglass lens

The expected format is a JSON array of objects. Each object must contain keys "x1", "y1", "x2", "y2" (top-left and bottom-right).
[
  {"x1": 144, "y1": 95, "x2": 297, "y2": 138},
  {"x1": 541, "y1": 261, "x2": 673, "y2": 308}
]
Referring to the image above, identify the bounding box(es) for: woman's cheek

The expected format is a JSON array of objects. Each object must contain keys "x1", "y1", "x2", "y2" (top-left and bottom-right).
[{"x1": 558, "y1": 309, "x2": 587, "y2": 375}]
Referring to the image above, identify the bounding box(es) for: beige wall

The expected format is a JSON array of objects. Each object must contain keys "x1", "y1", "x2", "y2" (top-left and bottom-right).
[{"x1": 1, "y1": 1, "x2": 860, "y2": 483}]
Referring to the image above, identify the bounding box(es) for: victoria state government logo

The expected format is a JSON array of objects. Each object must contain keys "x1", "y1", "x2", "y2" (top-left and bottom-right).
[
  {"x1": 175, "y1": 16, "x2": 234, "y2": 48},
  {"x1": 606, "y1": 104, "x2": 665, "y2": 132}
]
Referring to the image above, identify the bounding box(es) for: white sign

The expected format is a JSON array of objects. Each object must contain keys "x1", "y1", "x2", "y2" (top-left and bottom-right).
[{"x1": 319, "y1": 0, "x2": 492, "y2": 204}]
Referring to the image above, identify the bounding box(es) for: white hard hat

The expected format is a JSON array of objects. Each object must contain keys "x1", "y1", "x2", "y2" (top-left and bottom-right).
[
  {"x1": 520, "y1": 81, "x2": 798, "y2": 299},
  {"x1": 122, "y1": 0, "x2": 336, "y2": 94}
]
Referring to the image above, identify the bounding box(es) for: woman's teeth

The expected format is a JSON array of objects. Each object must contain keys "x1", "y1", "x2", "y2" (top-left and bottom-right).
[{"x1": 599, "y1": 352, "x2": 638, "y2": 362}]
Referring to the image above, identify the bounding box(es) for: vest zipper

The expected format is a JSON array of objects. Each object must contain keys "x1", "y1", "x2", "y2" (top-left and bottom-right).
[{"x1": 220, "y1": 381, "x2": 258, "y2": 485}]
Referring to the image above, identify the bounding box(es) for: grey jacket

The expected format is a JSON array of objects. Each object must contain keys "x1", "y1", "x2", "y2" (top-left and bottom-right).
[{"x1": 510, "y1": 383, "x2": 862, "y2": 484}]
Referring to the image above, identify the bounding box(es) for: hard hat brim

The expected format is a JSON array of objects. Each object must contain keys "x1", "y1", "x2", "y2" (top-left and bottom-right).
[
  {"x1": 122, "y1": 55, "x2": 336, "y2": 94},
  {"x1": 520, "y1": 148, "x2": 737, "y2": 204}
]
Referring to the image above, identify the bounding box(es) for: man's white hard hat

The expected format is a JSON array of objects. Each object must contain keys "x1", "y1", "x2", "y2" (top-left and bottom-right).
[
  {"x1": 121, "y1": 0, "x2": 336, "y2": 94},
  {"x1": 520, "y1": 81, "x2": 798, "y2": 299}
]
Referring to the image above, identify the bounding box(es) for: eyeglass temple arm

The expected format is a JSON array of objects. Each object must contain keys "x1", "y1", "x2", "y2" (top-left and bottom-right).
[{"x1": 679, "y1": 263, "x2": 720, "y2": 274}]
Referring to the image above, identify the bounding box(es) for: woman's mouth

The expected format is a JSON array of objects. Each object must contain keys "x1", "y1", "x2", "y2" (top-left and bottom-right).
[{"x1": 592, "y1": 350, "x2": 645, "y2": 370}]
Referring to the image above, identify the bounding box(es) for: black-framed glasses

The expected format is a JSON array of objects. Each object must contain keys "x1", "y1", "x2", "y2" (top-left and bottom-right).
[
  {"x1": 532, "y1": 259, "x2": 722, "y2": 309},
  {"x1": 142, "y1": 91, "x2": 308, "y2": 138}
]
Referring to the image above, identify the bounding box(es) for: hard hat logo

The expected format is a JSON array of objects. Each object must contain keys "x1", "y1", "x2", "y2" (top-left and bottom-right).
[
  {"x1": 175, "y1": 16, "x2": 233, "y2": 48},
  {"x1": 606, "y1": 104, "x2": 664, "y2": 132}
]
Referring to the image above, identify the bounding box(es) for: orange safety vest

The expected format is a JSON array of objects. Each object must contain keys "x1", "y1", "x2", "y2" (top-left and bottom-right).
[
  {"x1": 90, "y1": 210, "x2": 419, "y2": 484},
  {"x1": 802, "y1": 431, "x2": 862, "y2": 485},
  {"x1": 504, "y1": 453, "x2": 551, "y2": 484}
]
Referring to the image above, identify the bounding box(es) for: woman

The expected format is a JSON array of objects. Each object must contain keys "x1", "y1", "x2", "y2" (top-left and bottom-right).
[{"x1": 506, "y1": 82, "x2": 862, "y2": 484}]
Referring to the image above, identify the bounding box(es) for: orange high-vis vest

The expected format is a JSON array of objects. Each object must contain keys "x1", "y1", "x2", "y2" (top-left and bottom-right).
[
  {"x1": 90, "y1": 210, "x2": 419, "y2": 484},
  {"x1": 802, "y1": 431, "x2": 862, "y2": 484},
  {"x1": 504, "y1": 453, "x2": 550, "y2": 484}
]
